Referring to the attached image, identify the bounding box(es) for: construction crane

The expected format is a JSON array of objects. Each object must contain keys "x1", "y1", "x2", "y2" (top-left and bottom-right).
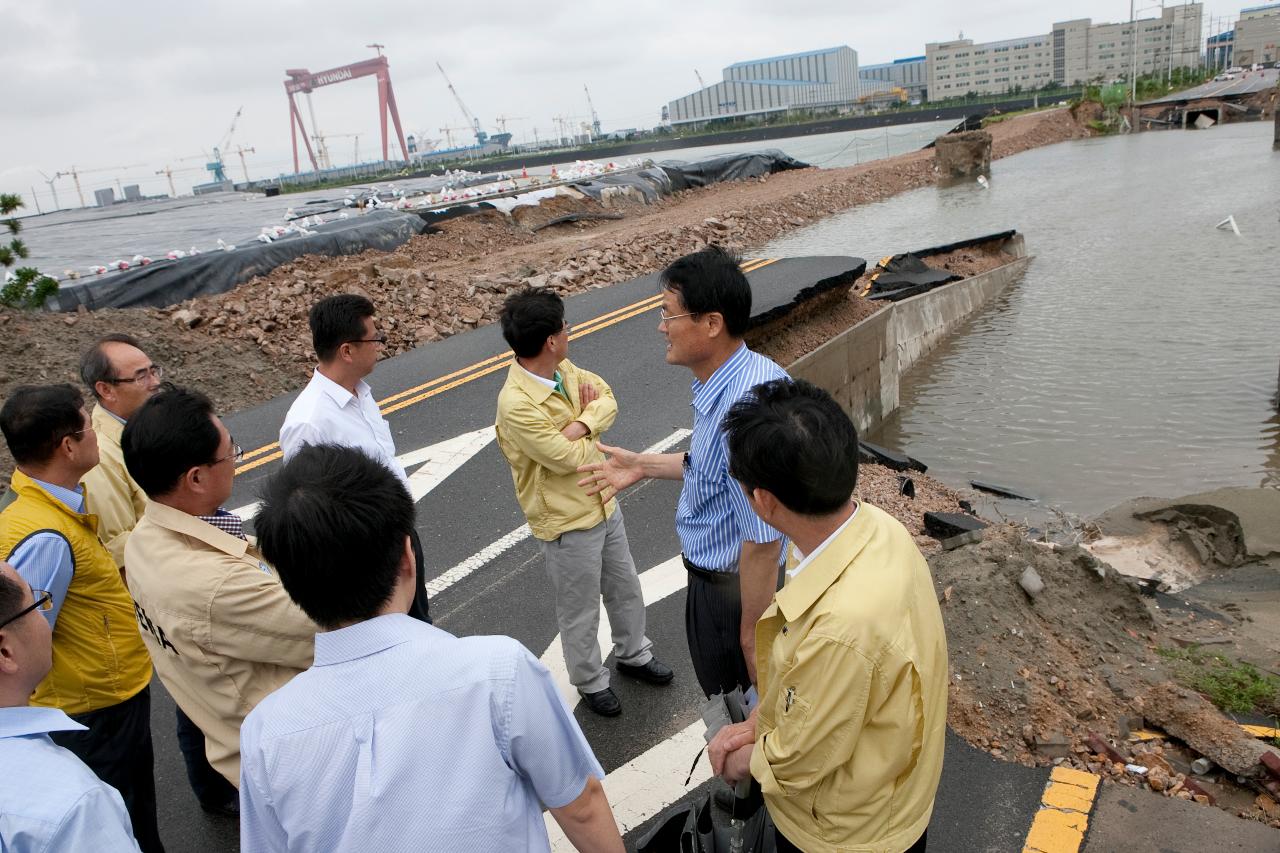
[
  {"x1": 323, "y1": 134, "x2": 361, "y2": 164},
  {"x1": 494, "y1": 115, "x2": 527, "y2": 134},
  {"x1": 436, "y1": 62, "x2": 488, "y2": 145},
  {"x1": 154, "y1": 153, "x2": 211, "y2": 198},
  {"x1": 438, "y1": 126, "x2": 470, "y2": 148},
  {"x1": 695, "y1": 69, "x2": 706, "y2": 89},
  {"x1": 208, "y1": 106, "x2": 242, "y2": 183},
  {"x1": 583, "y1": 85, "x2": 601, "y2": 137},
  {"x1": 36, "y1": 171, "x2": 62, "y2": 212},
  {"x1": 228, "y1": 145, "x2": 255, "y2": 182},
  {"x1": 284, "y1": 53, "x2": 409, "y2": 173},
  {"x1": 52, "y1": 163, "x2": 147, "y2": 209}
]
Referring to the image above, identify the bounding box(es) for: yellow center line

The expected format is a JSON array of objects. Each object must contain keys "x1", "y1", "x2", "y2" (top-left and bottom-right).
[
  {"x1": 236, "y1": 258, "x2": 778, "y2": 476},
  {"x1": 1023, "y1": 766, "x2": 1100, "y2": 853}
]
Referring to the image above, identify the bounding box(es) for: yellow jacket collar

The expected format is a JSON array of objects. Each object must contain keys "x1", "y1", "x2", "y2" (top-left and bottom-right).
[
  {"x1": 773, "y1": 506, "x2": 875, "y2": 623},
  {"x1": 507, "y1": 360, "x2": 562, "y2": 405}
]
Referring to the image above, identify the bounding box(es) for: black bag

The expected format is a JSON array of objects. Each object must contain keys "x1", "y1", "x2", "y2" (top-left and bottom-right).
[{"x1": 635, "y1": 793, "x2": 776, "y2": 853}]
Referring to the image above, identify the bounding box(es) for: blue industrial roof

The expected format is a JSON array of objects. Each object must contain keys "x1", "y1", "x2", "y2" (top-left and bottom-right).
[
  {"x1": 893, "y1": 55, "x2": 926, "y2": 64},
  {"x1": 726, "y1": 46, "x2": 847, "y2": 69},
  {"x1": 1240, "y1": 2, "x2": 1280, "y2": 13}
]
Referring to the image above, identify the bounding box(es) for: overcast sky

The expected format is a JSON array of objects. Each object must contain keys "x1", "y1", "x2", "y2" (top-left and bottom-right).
[{"x1": 1, "y1": 0, "x2": 1237, "y2": 208}]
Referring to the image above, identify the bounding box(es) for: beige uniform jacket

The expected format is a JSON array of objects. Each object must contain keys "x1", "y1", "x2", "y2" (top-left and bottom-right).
[
  {"x1": 81, "y1": 405, "x2": 148, "y2": 568},
  {"x1": 752, "y1": 503, "x2": 949, "y2": 853},
  {"x1": 124, "y1": 501, "x2": 318, "y2": 785},
  {"x1": 494, "y1": 359, "x2": 618, "y2": 541}
]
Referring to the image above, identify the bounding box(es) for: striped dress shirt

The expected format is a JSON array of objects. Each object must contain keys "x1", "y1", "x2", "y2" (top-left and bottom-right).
[
  {"x1": 239, "y1": 614, "x2": 603, "y2": 852},
  {"x1": 677, "y1": 343, "x2": 788, "y2": 571}
]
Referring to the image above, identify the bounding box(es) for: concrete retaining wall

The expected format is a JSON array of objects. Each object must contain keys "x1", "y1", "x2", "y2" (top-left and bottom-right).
[{"x1": 790, "y1": 233, "x2": 1029, "y2": 435}]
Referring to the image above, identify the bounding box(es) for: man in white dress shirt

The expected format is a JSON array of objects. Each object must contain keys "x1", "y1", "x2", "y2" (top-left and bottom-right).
[
  {"x1": 241, "y1": 445, "x2": 624, "y2": 853},
  {"x1": 278, "y1": 294, "x2": 430, "y2": 622}
]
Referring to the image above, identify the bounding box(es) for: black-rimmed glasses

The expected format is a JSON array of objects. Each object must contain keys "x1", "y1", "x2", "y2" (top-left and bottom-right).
[
  {"x1": 0, "y1": 587, "x2": 53, "y2": 630},
  {"x1": 108, "y1": 365, "x2": 163, "y2": 385},
  {"x1": 347, "y1": 336, "x2": 387, "y2": 346}
]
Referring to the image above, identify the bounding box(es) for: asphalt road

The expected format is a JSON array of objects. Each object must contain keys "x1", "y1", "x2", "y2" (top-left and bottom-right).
[
  {"x1": 141, "y1": 256, "x2": 1277, "y2": 851},
  {"x1": 1143, "y1": 68, "x2": 1278, "y2": 104}
]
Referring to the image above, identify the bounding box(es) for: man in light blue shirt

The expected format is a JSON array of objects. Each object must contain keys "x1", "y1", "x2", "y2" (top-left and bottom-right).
[
  {"x1": 242, "y1": 445, "x2": 624, "y2": 853},
  {"x1": 0, "y1": 561, "x2": 141, "y2": 853}
]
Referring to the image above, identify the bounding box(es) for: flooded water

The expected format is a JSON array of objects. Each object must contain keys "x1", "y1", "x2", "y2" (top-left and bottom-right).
[
  {"x1": 766, "y1": 121, "x2": 1280, "y2": 518},
  {"x1": 20, "y1": 120, "x2": 960, "y2": 278}
]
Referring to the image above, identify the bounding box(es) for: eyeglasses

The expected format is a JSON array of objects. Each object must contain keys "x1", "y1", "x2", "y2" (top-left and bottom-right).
[
  {"x1": 657, "y1": 308, "x2": 699, "y2": 323},
  {"x1": 0, "y1": 587, "x2": 53, "y2": 630},
  {"x1": 108, "y1": 365, "x2": 163, "y2": 385},
  {"x1": 211, "y1": 442, "x2": 244, "y2": 466},
  {"x1": 346, "y1": 336, "x2": 387, "y2": 346}
]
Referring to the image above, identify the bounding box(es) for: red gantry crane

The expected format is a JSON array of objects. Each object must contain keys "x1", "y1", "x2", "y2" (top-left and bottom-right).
[{"x1": 284, "y1": 48, "x2": 409, "y2": 174}]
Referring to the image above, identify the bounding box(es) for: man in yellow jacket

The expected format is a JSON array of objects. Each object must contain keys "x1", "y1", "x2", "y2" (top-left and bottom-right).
[
  {"x1": 495, "y1": 287, "x2": 672, "y2": 716},
  {"x1": 78, "y1": 333, "x2": 160, "y2": 569},
  {"x1": 0, "y1": 384, "x2": 163, "y2": 852},
  {"x1": 708, "y1": 379, "x2": 947, "y2": 853},
  {"x1": 121, "y1": 385, "x2": 318, "y2": 789}
]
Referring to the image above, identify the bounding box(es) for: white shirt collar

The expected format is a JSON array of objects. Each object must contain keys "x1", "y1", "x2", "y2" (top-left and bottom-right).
[
  {"x1": 518, "y1": 363, "x2": 558, "y2": 391},
  {"x1": 787, "y1": 502, "x2": 860, "y2": 580},
  {"x1": 311, "y1": 369, "x2": 367, "y2": 408}
]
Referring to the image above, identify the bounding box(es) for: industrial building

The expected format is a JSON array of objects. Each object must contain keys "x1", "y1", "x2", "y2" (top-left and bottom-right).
[
  {"x1": 927, "y1": 3, "x2": 1203, "y2": 98},
  {"x1": 1233, "y1": 2, "x2": 1280, "y2": 65},
  {"x1": 858, "y1": 56, "x2": 929, "y2": 102},
  {"x1": 1206, "y1": 29, "x2": 1235, "y2": 68},
  {"x1": 665, "y1": 46, "x2": 893, "y2": 127}
]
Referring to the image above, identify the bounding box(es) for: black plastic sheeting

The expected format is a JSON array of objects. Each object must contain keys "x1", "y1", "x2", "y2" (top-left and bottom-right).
[
  {"x1": 573, "y1": 167, "x2": 674, "y2": 204},
  {"x1": 657, "y1": 149, "x2": 809, "y2": 191},
  {"x1": 865, "y1": 229, "x2": 1018, "y2": 302},
  {"x1": 48, "y1": 210, "x2": 433, "y2": 313}
]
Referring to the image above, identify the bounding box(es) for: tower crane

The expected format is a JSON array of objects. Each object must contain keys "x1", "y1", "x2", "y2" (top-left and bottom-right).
[
  {"x1": 695, "y1": 69, "x2": 706, "y2": 88},
  {"x1": 583, "y1": 85, "x2": 601, "y2": 137},
  {"x1": 436, "y1": 62, "x2": 488, "y2": 145},
  {"x1": 207, "y1": 106, "x2": 243, "y2": 183},
  {"x1": 494, "y1": 115, "x2": 528, "y2": 134},
  {"x1": 53, "y1": 163, "x2": 147, "y2": 209}
]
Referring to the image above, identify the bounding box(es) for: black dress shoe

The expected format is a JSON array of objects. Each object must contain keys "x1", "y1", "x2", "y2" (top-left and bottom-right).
[
  {"x1": 617, "y1": 658, "x2": 674, "y2": 685},
  {"x1": 581, "y1": 687, "x2": 622, "y2": 716}
]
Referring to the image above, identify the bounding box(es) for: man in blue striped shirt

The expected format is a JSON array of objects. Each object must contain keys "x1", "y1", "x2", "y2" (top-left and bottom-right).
[{"x1": 579, "y1": 246, "x2": 788, "y2": 698}]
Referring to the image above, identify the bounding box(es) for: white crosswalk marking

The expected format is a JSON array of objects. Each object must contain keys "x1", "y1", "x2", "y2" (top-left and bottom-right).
[
  {"x1": 545, "y1": 719, "x2": 710, "y2": 850},
  {"x1": 540, "y1": 555, "x2": 686, "y2": 709}
]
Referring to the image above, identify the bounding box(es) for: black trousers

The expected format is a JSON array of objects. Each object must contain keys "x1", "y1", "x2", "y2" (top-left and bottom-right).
[
  {"x1": 683, "y1": 557, "x2": 752, "y2": 698},
  {"x1": 175, "y1": 705, "x2": 237, "y2": 808},
  {"x1": 408, "y1": 527, "x2": 432, "y2": 623},
  {"x1": 776, "y1": 828, "x2": 926, "y2": 852},
  {"x1": 50, "y1": 685, "x2": 165, "y2": 853}
]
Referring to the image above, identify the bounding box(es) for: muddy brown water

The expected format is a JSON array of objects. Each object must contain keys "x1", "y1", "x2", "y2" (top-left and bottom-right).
[{"x1": 765, "y1": 121, "x2": 1280, "y2": 520}]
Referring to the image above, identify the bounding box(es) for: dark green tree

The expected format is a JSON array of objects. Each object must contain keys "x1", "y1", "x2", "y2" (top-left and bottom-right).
[{"x1": 1, "y1": 193, "x2": 58, "y2": 309}]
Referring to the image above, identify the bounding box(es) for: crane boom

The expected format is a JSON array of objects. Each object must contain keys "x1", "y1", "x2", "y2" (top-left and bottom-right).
[
  {"x1": 583, "y1": 85, "x2": 601, "y2": 137},
  {"x1": 436, "y1": 62, "x2": 487, "y2": 145}
]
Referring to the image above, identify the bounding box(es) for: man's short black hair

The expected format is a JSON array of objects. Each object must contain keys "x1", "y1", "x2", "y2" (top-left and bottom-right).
[
  {"x1": 79, "y1": 333, "x2": 144, "y2": 401},
  {"x1": 0, "y1": 385, "x2": 86, "y2": 466},
  {"x1": 122, "y1": 384, "x2": 221, "y2": 498},
  {"x1": 254, "y1": 445, "x2": 414, "y2": 630},
  {"x1": 723, "y1": 378, "x2": 858, "y2": 516},
  {"x1": 0, "y1": 568, "x2": 25, "y2": 627},
  {"x1": 660, "y1": 246, "x2": 751, "y2": 337},
  {"x1": 499, "y1": 287, "x2": 565, "y2": 359},
  {"x1": 310, "y1": 294, "x2": 376, "y2": 362}
]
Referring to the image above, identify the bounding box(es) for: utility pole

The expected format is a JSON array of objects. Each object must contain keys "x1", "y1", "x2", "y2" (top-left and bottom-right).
[
  {"x1": 38, "y1": 171, "x2": 61, "y2": 211},
  {"x1": 29, "y1": 187, "x2": 42, "y2": 215},
  {"x1": 1130, "y1": 0, "x2": 1139, "y2": 105}
]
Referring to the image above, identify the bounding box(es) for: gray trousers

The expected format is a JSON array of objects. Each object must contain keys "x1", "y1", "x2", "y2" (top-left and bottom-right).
[{"x1": 541, "y1": 509, "x2": 653, "y2": 694}]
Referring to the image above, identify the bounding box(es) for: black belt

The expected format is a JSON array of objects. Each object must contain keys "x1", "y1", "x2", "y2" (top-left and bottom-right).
[{"x1": 682, "y1": 555, "x2": 738, "y2": 584}]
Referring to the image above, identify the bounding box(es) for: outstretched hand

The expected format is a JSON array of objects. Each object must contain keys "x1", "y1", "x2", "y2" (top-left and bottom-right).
[{"x1": 577, "y1": 442, "x2": 644, "y2": 501}]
